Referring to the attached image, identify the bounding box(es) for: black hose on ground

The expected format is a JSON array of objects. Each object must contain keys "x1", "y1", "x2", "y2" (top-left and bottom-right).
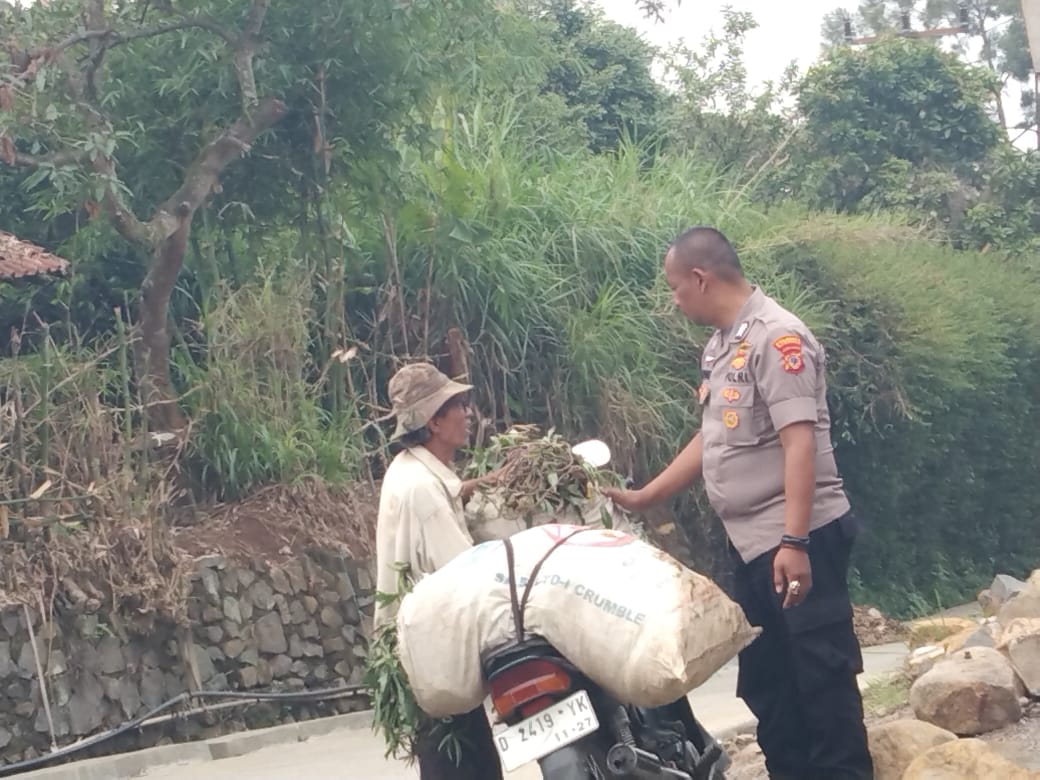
[{"x1": 0, "y1": 684, "x2": 369, "y2": 777}]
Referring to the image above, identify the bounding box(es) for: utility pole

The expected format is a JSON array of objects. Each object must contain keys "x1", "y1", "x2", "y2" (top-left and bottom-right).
[{"x1": 1023, "y1": 0, "x2": 1040, "y2": 149}]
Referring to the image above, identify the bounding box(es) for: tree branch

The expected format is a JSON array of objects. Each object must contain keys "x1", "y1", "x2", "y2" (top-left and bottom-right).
[
  {"x1": 152, "y1": 96, "x2": 287, "y2": 234},
  {"x1": 231, "y1": 0, "x2": 271, "y2": 111}
]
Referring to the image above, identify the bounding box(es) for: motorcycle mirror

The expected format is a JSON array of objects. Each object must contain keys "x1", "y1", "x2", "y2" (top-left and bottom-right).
[{"x1": 571, "y1": 439, "x2": 611, "y2": 468}]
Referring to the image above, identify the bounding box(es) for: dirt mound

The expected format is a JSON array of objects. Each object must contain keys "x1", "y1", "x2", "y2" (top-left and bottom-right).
[
  {"x1": 174, "y1": 479, "x2": 378, "y2": 564},
  {"x1": 855, "y1": 604, "x2": 909, "y2": 648}
]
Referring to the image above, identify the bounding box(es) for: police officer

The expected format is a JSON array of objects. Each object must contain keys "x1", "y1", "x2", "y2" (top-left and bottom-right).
[{"x1": 604, "y1": 227, "x2": 873, "y2": 780}]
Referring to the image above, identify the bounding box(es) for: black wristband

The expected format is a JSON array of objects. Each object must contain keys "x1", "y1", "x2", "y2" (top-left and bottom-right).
[{"x1": 781, "y1": 534, "x2": 810, "y2": 550}]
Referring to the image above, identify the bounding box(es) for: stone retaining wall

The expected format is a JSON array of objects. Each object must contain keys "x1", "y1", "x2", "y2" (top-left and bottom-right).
[{"x1": 0, "y1": 550, "x2": 375, "y2": 765}]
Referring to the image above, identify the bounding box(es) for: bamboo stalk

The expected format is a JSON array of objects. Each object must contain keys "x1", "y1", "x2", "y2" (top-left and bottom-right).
[{"x1": 24, "y1": 603, "x2": 58, "y2": 753}]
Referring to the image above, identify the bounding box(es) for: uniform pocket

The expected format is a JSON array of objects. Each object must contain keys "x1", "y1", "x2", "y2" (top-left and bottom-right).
[{"x1": 718, "y1": 384, "x2": 756, "y2": 445}]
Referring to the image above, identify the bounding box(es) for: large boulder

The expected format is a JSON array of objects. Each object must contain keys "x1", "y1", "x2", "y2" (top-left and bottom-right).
[
  {"x1": 909, "y1": 647, "x2": 1023, "y2": 735},
  {"x1": 991, "y1": 574, "x2": 1030, "y2": 605},
  {"x1": 902, "y1": 738, "x2": 1040, "y2": 780},
  {"x1": 999, "y1": 585, "x2": 1040, "y2": 627},
  {"x1": 866, "y1": 719, "x2": 956, "y2": 780},
  {"x1": 941, "y1": 622, "x2": 997, "y2": 654},
  {"x1": 1028, "y1": 569, "x2": 1040, "y2": 588},
  {"x1": 998, "y1": 618, "x2": 1040, "y2": 697}
]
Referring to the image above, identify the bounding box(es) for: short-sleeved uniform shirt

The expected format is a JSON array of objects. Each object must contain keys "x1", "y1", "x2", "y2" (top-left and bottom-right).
[
  {"x1": 699, "y1": 287, "x2": 849, "y2": 564},
  {"x1": 373, "y1": 445, "x2": 475, "y2": 630}
]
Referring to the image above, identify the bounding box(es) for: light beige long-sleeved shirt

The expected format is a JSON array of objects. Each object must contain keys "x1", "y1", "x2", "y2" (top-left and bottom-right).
[{"x1": 373, "y1": 445, "x2": 475, "y2": 631}]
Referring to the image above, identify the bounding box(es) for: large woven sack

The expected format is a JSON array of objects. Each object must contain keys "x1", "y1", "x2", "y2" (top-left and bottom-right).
[{"x1": 396, "y1": 524, "x2": 760, "y2": 718}]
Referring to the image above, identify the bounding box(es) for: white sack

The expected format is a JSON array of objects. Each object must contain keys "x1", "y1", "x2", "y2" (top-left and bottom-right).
[
  {"x1": 465, "y1": 489, "x2": 643, "y2": 543},
  {"x1": 396, "y1": 524, "x2": 760, "y2": 718}
]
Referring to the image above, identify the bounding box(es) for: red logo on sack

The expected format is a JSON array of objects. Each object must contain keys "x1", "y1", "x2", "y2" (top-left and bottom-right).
[{"x1": 539, "y1": 525, "x2": 636, "y2": 548}]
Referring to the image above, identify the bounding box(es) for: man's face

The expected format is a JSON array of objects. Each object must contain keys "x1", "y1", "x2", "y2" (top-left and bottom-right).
[
  {"x1": 428, "y1": 393, "x2": 472, "y2": 451},
  {"x1": 664, "y1": 249, "x2": 712, "y2": 325}
]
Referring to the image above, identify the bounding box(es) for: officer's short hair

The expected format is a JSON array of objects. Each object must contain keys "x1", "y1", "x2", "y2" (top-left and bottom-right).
[{"x1": 670, "y1": 227, "x2": 744, "y2": 279}]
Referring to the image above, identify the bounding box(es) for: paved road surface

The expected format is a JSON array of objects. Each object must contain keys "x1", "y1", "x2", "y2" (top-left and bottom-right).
[{"x1": 137, "y1": 643, "x2": 908, "y2": 780}]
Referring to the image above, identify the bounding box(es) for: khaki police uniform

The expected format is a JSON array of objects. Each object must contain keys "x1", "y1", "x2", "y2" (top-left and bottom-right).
[{"x1": 697, "y1": 287, "x2": 873, "y2": 780}]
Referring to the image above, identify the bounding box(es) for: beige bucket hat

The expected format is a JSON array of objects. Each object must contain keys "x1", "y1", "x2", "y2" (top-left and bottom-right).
[{"x1": 388, "y1": 362, "x2": 473, "y2": 442}]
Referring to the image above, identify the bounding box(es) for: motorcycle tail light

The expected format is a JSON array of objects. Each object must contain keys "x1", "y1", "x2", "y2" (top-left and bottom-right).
[{"x1": 490, "y1": 659, "x2": 573, "y2": 720}]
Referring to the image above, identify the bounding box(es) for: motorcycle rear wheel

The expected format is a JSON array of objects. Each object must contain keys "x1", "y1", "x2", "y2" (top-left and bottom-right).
[{"x1": 537, "y1": 734, "x2": 609, "y2": 780}]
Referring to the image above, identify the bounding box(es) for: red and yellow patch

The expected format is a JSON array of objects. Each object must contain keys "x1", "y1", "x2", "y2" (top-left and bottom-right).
[
  {"x1": 772, "y1": 334, "x2": 805, "y2": 374},
  {"x1": 731, "y1": 341, "x2": 753, "y2": 369},
  {"x1": 723, "y1": 410, "x2": 739, "y2": 429},
  {"x1": 721, "y1": 387, "x2": 742, "y2": 403},
  {"x1": 730, "y1": 356, "x2": 746, "y2": 370}
]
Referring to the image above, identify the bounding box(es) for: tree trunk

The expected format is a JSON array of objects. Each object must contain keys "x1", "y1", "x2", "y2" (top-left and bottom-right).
[{"x1": 137, "y1": 216, "x2": 192, "y2": 432}]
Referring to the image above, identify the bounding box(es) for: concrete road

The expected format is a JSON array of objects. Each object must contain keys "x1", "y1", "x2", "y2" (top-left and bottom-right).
[{"x1": 135, "y1": 643, "x2": 908, "y2": 780}]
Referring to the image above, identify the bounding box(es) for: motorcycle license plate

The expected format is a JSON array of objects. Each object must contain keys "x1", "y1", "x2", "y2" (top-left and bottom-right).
[{"x1": 493, "y1": 690, "x2": 599, "y2": 772}]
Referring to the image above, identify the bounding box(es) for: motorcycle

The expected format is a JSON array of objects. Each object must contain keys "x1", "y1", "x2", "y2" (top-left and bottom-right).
[
  {"x1": 482, "y1": 636, "x2": 730, "y2": 779},
  {"x1": 478, "y1": 439, "x2": 731, "y2": 779}
]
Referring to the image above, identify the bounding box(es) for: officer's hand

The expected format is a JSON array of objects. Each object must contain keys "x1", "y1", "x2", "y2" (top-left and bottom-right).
[
  {"x1": 601, "y1": 487, "x2": 652, "y2": 513},
  {"x1": 773, "y1": 547, "x2": 813, "y2": 609}
]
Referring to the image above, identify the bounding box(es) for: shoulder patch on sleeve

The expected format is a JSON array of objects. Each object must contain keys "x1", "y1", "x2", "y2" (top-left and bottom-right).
[{"x1": 772, "y1": 334, "x2": 805, "y2": 374}]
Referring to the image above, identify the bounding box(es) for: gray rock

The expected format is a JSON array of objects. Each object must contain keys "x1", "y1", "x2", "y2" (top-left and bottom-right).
[
  {"x1": 141, "y1": 668, "x2": 165, "y2": 709},
  {"x1": 352, "y1": 644, "x2": 367, "y2": 660},
  {"x1": 270, "y1": 568, "x2": 293, "y2": 595},
  {"x1": 239, "y1": 596, "x2": 255, "y2": 622},
  {"x1": 284, "y1": 677, "x2": 307, "y2": 692},
  {"x1": 255, "y1": 613, "x2": 288, "y2": 655},
  {"x1": 15, "y1": 700, "x2": 35, "y2": 717},
  {"x1": 1, "y1": 612, "x2": 19, "y2": 637},
  {"x1": 302, "y1": 595, "x2": 319, "y2": 615},
  {"x1": 69, "y1": 671, "x2": 105, "y2": 735},
  {"x1": 74, "y1": 614, "x2": 99, "y2": 639},
  {"x1": 163, "y1": 670, "x2": 184, "y2": 699},
  {"x1": 301, "y1": 621, "x2": 320, "y2": 640},
  {"x1": 118, "y1": 677, "x2": 141, "y2": 719},
  {"x1": 991, "y1": 574, "x2": 1029, "y2": 605},
  {"x1": 238, "y1": 568, "x2": 257, "y2": 590},
  {"x1": 36, "y1": 706, "x2": 71, "y2": 737},
  {"x1": 343, "y1": 602, "x2": 361, "y2": 626},
  {"x1": 341, "y1": 626, "x2": 359, "y2": 645},
  {"x1": 322, "y1": 637, "x2": 347, "y2": 654},
  {"x1": 320, "y1": 606, "x2": 344, "y2": 629},
  {"x1": 208, "y1": 673, "x2": 228, "y2": 692},
  {"x1": 313, "y1": 664, "x2": 330, "y2": 681},
  {"x1": 289, "y1": 601, "x2": 308, "y2": 625},
  {"x1": 302, "y1": 642, "x2": 323, "y2": 658},
  {"x1": 357, "y1": 566, "x2": 373, "y2": 592},
  {"x1": 0, "y1": 727, "x2": 11, "y2": 749},
  {"x1": 347, "y1": 665, "x2": 364, "y2": 686},
  {"x1": 6, "y1": 680, "x2": 27, "y2": 699},
  {"x1": 223, "y1": 620, "x2": 243, "y2": 639},
  {"x1": 141, "y1": 649, "x2": 161, "y2": 669},
  {"x1": 289, "y1": 635, "x2": 305, "y2": 659},
  {"x1": 200, "y1": 568, "x2": 221, "y2": 605},
  {"x1": 249, "y1": 581, "x2": 276, "y2": 611},
  {"x1": 202, "y1": 606, "x2": 223, "y2": 623},
  {"x1": 193, "y1": 645, "x2": 217, "y2": 683},
  {"x1": 333, "y1": 660, "x2": 352, "y2": 678},
  {"x1": 256, "y1": 659, "x2": 274, "y2": 686},
  {"x1": 97, "y1": 637, "x2": 125, "y2": 675},
  {"x1": 285, "y1": 562, "x2": 307, "y2": 593},
  {"x1": 204, "y1": 626, "x2": 224, "y2": 644},
  {"x1": 16, "y1": 641, "x2": 37, "y2": 679},
  {"x1": 101, "y1": 675, "x2": 122, "y2": 701},
  {"x1": 290, "y1": 660, "x2": 310, "y2": 677},
  {"x1": 222, "y1": 596, "x2": 242, "y2": 625},
  {"x1": 239, "y1": 646, "x2": 260, "y2": 666},
  {"x1": 0, "y1": 641, "x2": 13, "y2": 678},
  {"x1": 336, "y1": 574, "x2": 357, "y2": 601},
  {"x1": 319, "y1": 590, "x2": 340, "y2": 606},
  {"x1": 51, "y1": 675, "x2": 72, "y2": 707},
  {"x1": 270, "y1": 655, "x2": 293, "y2": 678},
  {"x1": 239, "y1": 666, "x2": 258, "y2": 688},
  {"x1": 275, "y1": 594, "x2": 292, "y2": 625},
  {"x1": 223, "y1": 639, "x2": 246, "y2": 659},
  {"x1": 999, "y1": 586, "x2": 1040, "y2": 625},
  {"x1": 221, "y1": 570, "x2": 240, "y2": 595}
]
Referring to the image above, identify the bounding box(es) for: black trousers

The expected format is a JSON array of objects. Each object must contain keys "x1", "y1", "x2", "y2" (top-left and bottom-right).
[
  {"x1": 414, "y1": 706, "x2": 503, "y2": 780},
  {"x1": 731, "y1": 513, "x2": 874, "y2": 780}
]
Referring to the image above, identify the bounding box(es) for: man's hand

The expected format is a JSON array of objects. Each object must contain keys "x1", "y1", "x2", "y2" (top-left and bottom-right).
[
  {"x1": 773, "y1": 546, "x2": 812, "y2": 609},
  {"x1": 460, "y1": 469, "x2": 504, "y2": 503},
  {"x1": 601, "y1": 486, "x2": 653, "y2": 512}
]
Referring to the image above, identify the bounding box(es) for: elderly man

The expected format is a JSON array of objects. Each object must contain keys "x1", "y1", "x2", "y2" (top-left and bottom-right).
[
  {"x1": 605, "y1": 227, "x2": 873, "y2": 780},
  {"x1": 374, "y1": 361, "x2": 502, "y2": 780}
]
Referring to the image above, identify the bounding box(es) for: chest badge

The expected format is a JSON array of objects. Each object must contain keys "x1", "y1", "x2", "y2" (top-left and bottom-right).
[
  {"x1": 730, "y1": 340, "x2": 752, "y2": 370},
  {"x1": 723, "y1": 410, "x2": 740, "y2": 429},
  {"x1": 721, "y1": 387, "x2": 742, "y2": 403}
]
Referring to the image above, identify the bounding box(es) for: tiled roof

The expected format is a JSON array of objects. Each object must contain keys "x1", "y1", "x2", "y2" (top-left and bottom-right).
[{"x1": 0, "y1": 230, "x2": 70, "y2": 281}]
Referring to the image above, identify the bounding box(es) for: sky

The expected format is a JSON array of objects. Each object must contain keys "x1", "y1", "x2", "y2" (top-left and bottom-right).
[
  {"x1": 596, "y1": 0, "x2": 850, "y2": 87},
  {"x1": 595, "y1": 0, "x2": 1035, "y2": 148}
]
